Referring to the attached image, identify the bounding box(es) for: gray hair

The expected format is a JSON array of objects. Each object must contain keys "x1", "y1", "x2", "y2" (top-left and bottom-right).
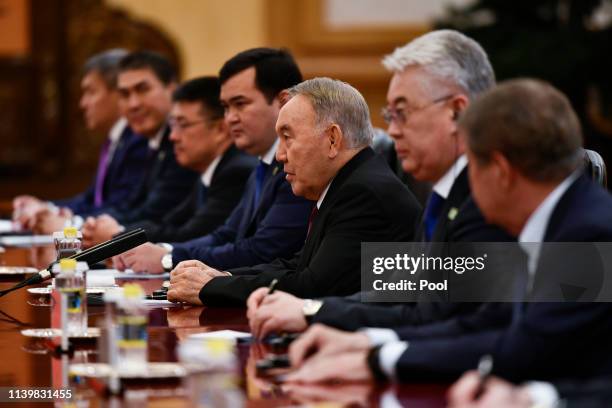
[
  {"x1": 287, "y1": 77, "x2": 373, "y2": 149},
  {"x1": 83, "y1": 49, "x2": 129, "y2": 89},
  {"x1": 383, "y1": 29, "x2": 495, "y2": 98}
]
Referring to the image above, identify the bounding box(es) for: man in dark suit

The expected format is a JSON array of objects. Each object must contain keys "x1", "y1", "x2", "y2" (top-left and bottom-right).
[
  {"x1": 283, "y1": 79, "x2": 612, "y2": 385},
  {"x1": 125, "y1": 48, "x2": 312, "y2": 273},
  {"x1": 247, "y1": 29, "x2": 513, "y2": 338},
  {"x1": 81, "y1": 51, "x2": 198, "y2": 247},
  {"x1": 112, "y1": 76, "x2": 257, "y2": 271},
  {"x1": 166, "y1": 77, "x2": 421, "y2": 306},
  {"x1": 13, "y1": 49, "x2": 149, "y2": 232}
]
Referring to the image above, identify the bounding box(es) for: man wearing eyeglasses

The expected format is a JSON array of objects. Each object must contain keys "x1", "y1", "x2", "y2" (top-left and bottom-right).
[
  {"x1": 109, "y1": 77, "x2": 256, "y2": 266},
  {"x1": 247, "y1": 29, "x2": 513, "y2": 339}
]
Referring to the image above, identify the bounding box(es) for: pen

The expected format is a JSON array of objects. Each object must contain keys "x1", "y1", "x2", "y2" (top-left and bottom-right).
[
  {"x1": 474, "y1": 354, "x2": 493, "y2": 399},
  {"x1": 268, "y1": 278, "x2": 279, "y2": 295}
]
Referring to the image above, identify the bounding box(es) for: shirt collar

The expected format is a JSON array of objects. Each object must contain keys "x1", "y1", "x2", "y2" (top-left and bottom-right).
[
  {"x1": 432, "y1": 155, "x2": 468, "y2": 199},
  {"x1": 200, "y1": 155, "x2": 222, "y2": 188},
  {"x1": 109, "y1": 118, "x2": 127, "y2": 144},
  {"x1": 316, "y1": 179, "x2": 333, "y2": 209},
  {"x1": 519, "y1": 171, "x2": 579, "y2": 244},
  {"x1": 260, "y1": 138, "x2": 279, "y2": 165},
  {"x1": 519, "y1": 171, "x2": 580, "y2": 279},
  {"x1": 148, "y1": 124, "x2": 166, "y2": 151}
]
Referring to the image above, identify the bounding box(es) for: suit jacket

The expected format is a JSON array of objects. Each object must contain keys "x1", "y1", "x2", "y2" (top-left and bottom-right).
[
  {"x1": 393, "y1": 174, "x2": 612, "y2": 382},
  {"x1": 53, "y1": 124, "x2": 149, "y2": 217},
  {"x1": 170, "y1": 153, "x2": 313, "y2": 270},
  {"x1": 125, "y1": 144, "x2": 257, "y2": 242},
  {"x1": 104, "y1": 126, "x2": 199, "y2": 225},
  {"x1": 553, "y1": 377, "x2": 612, "y2": 407},
  {"x1": 197, "y1": 147, "x2": 422, "y2": 306},
  {"x1": 311, "y1": 169, "x2": 514, "y2": 331}
]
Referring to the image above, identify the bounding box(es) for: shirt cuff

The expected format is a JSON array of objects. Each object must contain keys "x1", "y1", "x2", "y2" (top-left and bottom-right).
[
  {"x1": 524, "y1": 381, "x2": 560, "y2": 408},
  {"x1": 158, "y1": 243, "x2": 174, "y2": 252},
  {"x1": 379, "y1": 341, "x2": 409, "y2": 380},
  {"x1": 362, "y1": 328, "x2": 400, "y2": 346}
]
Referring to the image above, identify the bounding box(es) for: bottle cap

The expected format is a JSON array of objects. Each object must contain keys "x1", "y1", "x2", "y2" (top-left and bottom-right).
[
  {"x1": 59, "y1": 258, "x2": 77, "y2": 271},
  {"x1": 123, "y1": 283, "x2": 144, "y2": 299},
  {"x1": 63, "y1": 227, "x2": 78, "y2": 238}
]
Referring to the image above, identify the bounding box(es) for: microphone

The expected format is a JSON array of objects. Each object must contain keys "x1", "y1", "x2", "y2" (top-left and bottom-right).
[{"x1": 0, "y1": 228, "x2": 148, "y2": 297}]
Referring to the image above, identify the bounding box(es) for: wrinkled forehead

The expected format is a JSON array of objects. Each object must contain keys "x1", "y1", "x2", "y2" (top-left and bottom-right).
[
  {"x1": 386, "y1": 66, "x2": 443, "y2": 106},
  {"x1": 276, "y1": 95, "x2": 316, "y2": 132}
]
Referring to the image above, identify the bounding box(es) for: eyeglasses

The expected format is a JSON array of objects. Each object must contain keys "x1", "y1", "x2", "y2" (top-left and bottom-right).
[
  {"x1": 381, "y1": 94, "x2": 455, "y2": 125},
  {"x1": 168, "y1": 119, "x2": 207, "y2": 131}
]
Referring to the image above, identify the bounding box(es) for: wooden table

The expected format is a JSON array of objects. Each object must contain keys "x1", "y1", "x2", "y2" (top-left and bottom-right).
[{"x1": 0, "y1": 245, "x2": 449, "y2": 407}]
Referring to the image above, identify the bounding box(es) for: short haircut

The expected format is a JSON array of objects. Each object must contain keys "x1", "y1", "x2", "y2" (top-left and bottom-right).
[
  {"x1": 460, "y1": 78, "x2": 583, "y2": 182},
  {"x1": 383, "y1": 29, "x2": 495, "y2": 99},
  {"x1": 288, "y1": 77, "x2": 373, "y2": 149},
  {"x1": 172, "y1": 76, "x2": 224, "y2": 121},
  {"x1": 82, "y1": 49, "x2": 128, "y2": 89},
  {"x1": 219, "y1": 47, "x2": 302, "y2": 103},
  {"x1": 118, "y1": 50, "x2": 177, "y2": 85}
]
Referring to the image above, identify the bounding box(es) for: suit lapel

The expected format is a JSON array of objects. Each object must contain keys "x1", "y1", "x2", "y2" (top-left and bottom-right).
[
  {"x1": 298, "y1": 148, "x2": 376, "y2": 269},
  {"x1": 244, "y1": 159, "x2": 283, "y2": 233},
  {"x1": 430, "y1": 168, "x2": 470, "y2": 241}
]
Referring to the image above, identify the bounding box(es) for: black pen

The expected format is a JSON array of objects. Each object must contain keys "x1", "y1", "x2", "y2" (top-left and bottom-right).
[
  {"x1": 474, "y1": 354, "x2": 493, "y2": 399},
  {"x1": 268, "y1": 278, "x2": 279, "y2": 295}
]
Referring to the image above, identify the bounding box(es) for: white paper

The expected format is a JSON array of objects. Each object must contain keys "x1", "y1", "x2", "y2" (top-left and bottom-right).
[
  {"x1": 86, "y1": 270, "x2": 116, "y2": 287},
  {"x1": 141, "y1": 299, "x2": 178, "y2": 307},
  {"x1": 0, "y1": 219, "x2": 15, "y2": 233},
  {"x1": 92, "y1": 269, "x2": 169, "y2": 280},
  {"x1": 187, "y1": 330, "x2": 251, "y2": 341},
  {"x1": 0, "y1": 235, "x2": 54, "y2": 247}
]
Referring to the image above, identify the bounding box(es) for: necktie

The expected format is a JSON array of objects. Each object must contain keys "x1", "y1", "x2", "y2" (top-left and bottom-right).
[
  {"x1": 423, "y1": 191, "x2": 445, "y2": 241},
  {"x1": 94, "y1": 139, "x2": 111, "y2": 207},
  {"x1": 196, "y1": 183, "x2": 208, "y2": 208},
  {"x1": 307, "y1": 205, "x2": 319, "y2": 238},
  {"x1": 511, "y1": 246, "x2": 530, "y2": 325},
  {"x1": 254, "y1": 161, "x2": 269, "y2": 206}
]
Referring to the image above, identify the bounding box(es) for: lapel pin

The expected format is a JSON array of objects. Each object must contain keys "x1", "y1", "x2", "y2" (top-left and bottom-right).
[
  {"x1": 448, "y1": 207, "x2": 458, "y2": 221},
  {"x1": 272, "y1": 166, "x2": 279, "y2": 176}
]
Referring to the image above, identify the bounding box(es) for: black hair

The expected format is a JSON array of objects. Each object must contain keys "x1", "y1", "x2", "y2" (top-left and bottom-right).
[
  {"x1": 82, "y1": 49, "x2": 128, "y2": 88},
  {"x1": 118, "y1": 50, "x2": 177, "y2": 85},
  {"x1": 219, "y1": 47, "x2": 302, "y2": 103},
  {"x1": 172, "y1": 76, "x2": 224, "y2": 121}
]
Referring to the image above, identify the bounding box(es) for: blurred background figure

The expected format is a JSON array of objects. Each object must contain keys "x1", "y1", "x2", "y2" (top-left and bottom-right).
[{"x1": 12, "y1": 49, "x2": 150, "y2": 233}]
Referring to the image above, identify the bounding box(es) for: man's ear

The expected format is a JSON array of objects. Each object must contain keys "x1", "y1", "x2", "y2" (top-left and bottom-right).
[
  {"x1": 277, "y1": 90, "x2": 291, "y2": 107},
  {"x1": 491, "y1": 151, "x2": 514, "y2": 191},
  {"x1": 450, "y1": 94, "x2": 469, "y2": 121},
  {"x1": 327, "y1": 124, "x2": 343, "y2": 158}
]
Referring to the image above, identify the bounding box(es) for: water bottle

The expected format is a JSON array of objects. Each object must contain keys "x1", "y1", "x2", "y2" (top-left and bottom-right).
[
  {"x1": 116, "y1": 284, "x2": 148, "y2": 374},
  {"x1": 54, "y1": 259, "x2": 87, "y2": 338},
  {"x1": 178, "y1": 338, "x2": 244, "y2": 407},
  {"x1": 54, "y1": 227, "x2": 82, "y2": 260}
]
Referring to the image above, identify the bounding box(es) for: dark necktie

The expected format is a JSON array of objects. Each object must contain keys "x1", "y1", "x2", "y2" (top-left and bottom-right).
[
  {"x1": 511, "y1": 246, "x2": 530, "y2": 325},
  {"x1": 423, "y1": 191, "x2": 445, "y2": 241},
  {"x1": 307, "y1": 204, "x2": 319, "y2": 238},
  {"x1": 196, "y1": 182, "x2": 208, "y2": 208},
  {"x1": 254, "y1": 161, "x2": 269, "y2": 206},
  {"x1": 94, "y1": 139, "x2": 111, "y2": 207}
]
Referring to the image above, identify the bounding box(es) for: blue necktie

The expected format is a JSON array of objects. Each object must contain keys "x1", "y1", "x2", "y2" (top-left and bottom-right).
[
  {"x1": 254, "y1": 161, "x2": 269, "y2": 205},
  {"x1": 196, "y1": 183, "x2": 208, "y2": 208},
  {"x1": 424, "y1": 191, "x2": 445, "y2": 241}
]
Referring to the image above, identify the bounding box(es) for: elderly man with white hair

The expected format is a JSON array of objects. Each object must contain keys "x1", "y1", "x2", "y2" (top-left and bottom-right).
[{"x1": 167, "y1": 77, "x2": 421, "y2": 306}]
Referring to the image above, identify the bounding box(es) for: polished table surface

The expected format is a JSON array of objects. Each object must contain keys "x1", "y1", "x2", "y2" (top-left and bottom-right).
[{"x1": 0, "y1": 244, "x2": 449, "y2": 407}]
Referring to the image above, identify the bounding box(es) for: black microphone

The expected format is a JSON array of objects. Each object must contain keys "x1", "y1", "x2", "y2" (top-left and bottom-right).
[{"x1": 0, "y1": 228, "x2": 148, "y2": 297}]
